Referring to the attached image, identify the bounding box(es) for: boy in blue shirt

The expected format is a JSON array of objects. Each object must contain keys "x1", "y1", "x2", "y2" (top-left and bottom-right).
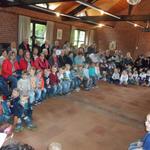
[
  {"x1": 10, "y1": 88, "x2": 36, "y2": 132},
  {"x1": 89, "y1": 63, "x2": 97, "y2": 87},
  {"x1": 128, "y1": 113, "x2": 150, "y2": 150}
]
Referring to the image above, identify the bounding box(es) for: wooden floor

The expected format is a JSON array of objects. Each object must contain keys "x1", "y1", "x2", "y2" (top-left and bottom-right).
[{"x1": 14, "y1": 82, "x2": 150, "y2": 150}]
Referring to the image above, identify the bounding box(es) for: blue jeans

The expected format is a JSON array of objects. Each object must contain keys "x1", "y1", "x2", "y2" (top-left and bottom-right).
[
  {"x1": 0, "y1": 115, "x2": 10, "y2": 123},
  {"x1": 29, "y1": 90, "x2": 35, "y2": 104},
  {"x1": 128, "y1": 140, "x2": 142, "y2": 150},
  {"x1": 0, "y1": 76, "x2": 10, "y2": 97},
  {"x1": 61, "y1": 81, "x2": 70, "y2": 94},
  {"x1": 41, "y1": 88, "x2": 47, "y2": 100},
  {"x1": 35, "y1": 88, "x2": 47, "y2": 102},
  {"x1": 35, "y1": 89, "x2": 42, "y2": 102},
  {"x1": 16, "y1": 115, "x2": 33, "y2": 129},
  {"x1": 90, "y1": 76, "x2": 97, "y2": 87},
  {"x1": 7, "y1": 75, "x2": 17, "y2": 90},
  {"x1": 71, "y1": 78, "x2": 81, "y2": 90},
  {"x1": 50, "y1": 84, "x2": 62, "y2": 96},
  {"x1": 83, "y1": 78, "x2": 92, "y2": 89}
]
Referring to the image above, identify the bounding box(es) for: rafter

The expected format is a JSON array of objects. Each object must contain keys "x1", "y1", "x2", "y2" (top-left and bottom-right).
[
  {"x1": 65, "y1": 15, "x2": 150, "y2": 22},
  {"x1": 0, "y1": 0, "x2": 76, "y2": 7},
  {"x1": 67, "y1": 0, "x2": 97, "y2": 16}
]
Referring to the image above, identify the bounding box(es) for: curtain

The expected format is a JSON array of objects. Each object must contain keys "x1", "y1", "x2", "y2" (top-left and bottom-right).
[
  {"x1": 46, "y1": 21, "x2": 54, "y2": 45},
  {"x1": 88, "y1": 30, "x2": 95, "y2": 45},
  {"x1": 85, "y1": 30, "x2": 89, "y2": 45},
  {"x1": 70, "y1": 26, "x2": 76, "y2": 44},
  {"x1": 18, "y1": 15, "x2": 31, "y2": 45}
]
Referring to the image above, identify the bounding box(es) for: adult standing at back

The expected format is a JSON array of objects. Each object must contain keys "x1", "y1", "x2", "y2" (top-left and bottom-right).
[
  {"x1": 87, "y1": 43, "x2": 96, "y2": 54},
  {"x1": 51, "y1": 40, "x2": 61, "y2": 55},
  {"x1": 41, "y1": 40, "x2": 50, "y2": 55},
  {"x1": 19, "y1": 38, "x2": 30, "y2": 52}
]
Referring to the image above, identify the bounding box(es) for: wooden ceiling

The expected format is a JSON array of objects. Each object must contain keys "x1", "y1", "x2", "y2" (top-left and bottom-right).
[
  {"x1": 0, "y1": 0, "x2": 149, "y2": 27},
  {"x1": 45, "y1": 0, "x2": 128, "y2": 15}
]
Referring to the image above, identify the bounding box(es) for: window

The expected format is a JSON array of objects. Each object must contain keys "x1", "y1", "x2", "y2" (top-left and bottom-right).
[
  {"x1": 30, "y1": 20, "x2": 46, "y2": 49},
  {"x1": 73, "y1": 30, "x2": 86, "y2": 48}
]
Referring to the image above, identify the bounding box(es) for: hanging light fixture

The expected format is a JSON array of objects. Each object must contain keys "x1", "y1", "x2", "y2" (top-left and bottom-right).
[{"x1": 127, "y1": 0, "x2": 141, "y2": 5}]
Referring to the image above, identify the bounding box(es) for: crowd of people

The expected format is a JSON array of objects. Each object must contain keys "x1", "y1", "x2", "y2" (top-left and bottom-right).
[{"x1": 0, "y1": 38, "x2": 150, "y2": 148}]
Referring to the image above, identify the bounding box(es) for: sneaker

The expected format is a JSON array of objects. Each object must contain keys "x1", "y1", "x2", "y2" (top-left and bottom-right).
[
  {"x1": 75, "y1": 88, "x2": 80, "y2": 92},
  {"x1": 15, "y1": 126, "x2": 24, "y2": 132},
  {"x1": 27, "y1": 124, "x2": 37, "y2": 130}
]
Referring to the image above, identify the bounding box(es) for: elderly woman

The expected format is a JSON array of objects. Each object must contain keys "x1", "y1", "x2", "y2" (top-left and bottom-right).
[{"x1": 1, "y1": 51, "x2": 19, "y2": 90}]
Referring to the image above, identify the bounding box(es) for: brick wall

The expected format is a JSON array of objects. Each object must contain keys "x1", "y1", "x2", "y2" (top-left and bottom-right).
[
  {"x1": 0, "y1": 7, "x2": 91, "y2": 47},
  {"x1": 94, "y1": 22, "x2": 139, "y2": 56},
  {"x1": 0, "y1": 11, "x2": 18, "y2": 44},
  {"x1": 53, "y1": 22, "x2": 71, "y2": 46},
  {"x1": 94, "y1": 0, "x2": 150, "y2": 58}
]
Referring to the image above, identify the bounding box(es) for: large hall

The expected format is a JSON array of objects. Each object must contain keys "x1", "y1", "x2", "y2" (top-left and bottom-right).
[{"x1": 0, "y1": 0, "x2": 150, "y2": 150}]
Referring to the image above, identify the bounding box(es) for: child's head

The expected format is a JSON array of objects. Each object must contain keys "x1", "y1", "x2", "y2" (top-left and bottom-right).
[
  {"x1": 128, "y1": 72, "x2": 132, "y2": 77},
  {"x1": 40, "y1": 53, "x2": 45, "y2": 61},
  {"x1": 122, "y1": 70, "x2": 127, "y2": 75},
  {"x1": 95, "y1": 63, "x2": 99, "y2": 67},
  {"x1": 58, "y1": 68, "x2": 64, "y2": 74},
  {"x1": 29, "y1": 67, "x2": 36, "y2": 76},
  {"x1": 65, "y1": 64, "x2": 71, "y2": 70},
  {"x1": 52, "y1": 66, "x2": 57, "y2": 73},
  {"x1": 44, "y1": 69, "x2": 50, "y2": 76},
  {"x1": 18, "y1": 49, "x2": 24, "y2": 57},
  {"x1": 20, "y1": 95, "x2": 28, "y2": 106},
  {"x1": 78, "y1": 65, "x2": 83, "y2": 70},
  {"x1": 134, "y1": 70, "x2": 138, "y2": 74},
  {"x1": 145, "y1": 113, "x2": 150, "y2": 132},
  {"x1": 114, "y1": 68, "x2": 118, "y2": 73},
  {"x1": 12, "y1": 88, "x2": 20, "y2": 98},
  {"x1": 36, "y1": 69, "x2": 42, "y2": 78},
  {"x1": 84, "y1": 63, "x2": 89, "y2": 69},
  {"x1": 73, "y1": 65, "x2": 78, "y2": 71},
  {"x1": 139, "y1": 68, "x2": 143, "y2": 73},
  {"x1": 22, "y1": 70, "x2": 28, "y2": 79}
]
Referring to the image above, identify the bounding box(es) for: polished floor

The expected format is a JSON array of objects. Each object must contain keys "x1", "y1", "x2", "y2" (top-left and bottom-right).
[{"x1": 14, "y1": 82, "x2": 150, "y2": 150}]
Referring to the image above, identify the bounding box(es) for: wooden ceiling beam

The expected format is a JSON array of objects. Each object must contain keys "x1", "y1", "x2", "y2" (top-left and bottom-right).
[
  {"x1": 67, "y1": 0, "x2": 97, "y2": 16},
  {"x1": 68, "y1": 15, "x2": 150, "y2": 22},
  {"x1": 0, "y1": 0, "x2": 76, "y2": 7}
]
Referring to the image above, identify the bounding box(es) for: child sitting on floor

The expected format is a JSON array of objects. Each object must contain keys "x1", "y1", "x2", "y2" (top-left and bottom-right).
[
  {"x1": 89, "y1": 63, "x2": 97, "y2": 87},
  {"x1": 139, "y1": 69, "x2": 146, "y2": 86},
  {"x1": 17, "y1": 71, "x2": 30, "y2": 100},
  {"x1": 57, "y1": 67, "x2": 70, "y2": 95},
  {"x1": 83, "y1": 64, "x2": 92, "y2": 90},
  {"x1": 10, "y1": 88, "x2": 36, "y2": 132},
  {"x1": 49, "y1": 66, "x2": 62, "y2": 96},
  {"x1": 28, "y1": 67, "x2": 36, "y2": 105},
  {"x1": 44, "y1": 69, "x2": 51, "y2": 97},
  {"x1": 132, "y1": 70, "x2": 139, "y2": 85},
  {"x1": 111, "y1": 68, "x2": 120, "y2": 84},
  {"x1": 120, "y1": 70, "x2": 128, "y2": 86},
  {"x1": 35, "y1": 70, "x2": 47, "y2": 104},
  {"x1": 128, "y1": 113, "x2": 150, "y2": 150}
]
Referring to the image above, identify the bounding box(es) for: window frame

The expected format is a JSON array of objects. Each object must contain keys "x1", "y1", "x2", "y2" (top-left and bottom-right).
[
  {"x1": 30, "y1": 20, "x2": 46, "y2": 49},
  {"x1": 73, "y1": 29, "x2": 86, "y2": 48}
]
